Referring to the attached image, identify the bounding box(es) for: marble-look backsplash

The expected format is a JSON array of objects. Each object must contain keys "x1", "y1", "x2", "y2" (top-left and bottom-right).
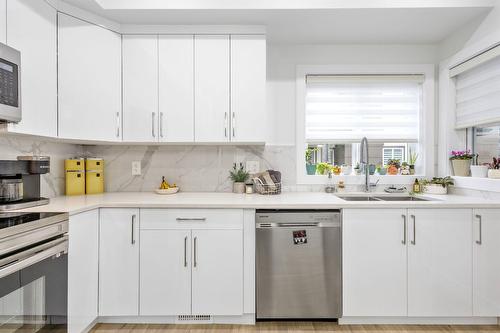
[
  {"x1": 0, "y1": 135, "x2": 83, "y2": 197},
  {"x1": 83, "y1": 145, "x2": 297, "y2": 192}
]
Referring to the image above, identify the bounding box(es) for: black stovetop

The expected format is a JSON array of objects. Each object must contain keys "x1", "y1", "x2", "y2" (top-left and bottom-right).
[{"x1": 0, "y1": 212, "x2": 63, "y2": 230}]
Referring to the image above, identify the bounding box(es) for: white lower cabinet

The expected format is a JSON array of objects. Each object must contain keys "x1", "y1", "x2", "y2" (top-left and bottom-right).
[
  {"x1": 343, "y1": 208, "x2": 473, "y2": 318},
  {"x1": 139, "y1": 209, "x2": 244, "y2": 317},
  {"x1": 407, "y1": 209, "x2": 472, "y2": 317},
  {"x1": 343, "y1": 209, "x2": 407, "y2": 317},
  {"x1": 140, "y1": 229, "x2": 192, "y2": 315},
  {"x1": 99, "y1": 208, "x2": 140, "y2": 316},
  {"x1": 473, "y1": 209, "x2": 500, "y2": 316},
  {"x1": 68, "y1": 210, "x2": 99, "y2": 333},
  {"x1": 191, "y1": 229, "x2": 243, "y2": 315}
]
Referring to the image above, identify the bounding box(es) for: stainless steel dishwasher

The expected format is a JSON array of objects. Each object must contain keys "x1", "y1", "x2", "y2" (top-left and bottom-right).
[{"x1": 256, "y1": 209, "x2": 342, "y2": 320}]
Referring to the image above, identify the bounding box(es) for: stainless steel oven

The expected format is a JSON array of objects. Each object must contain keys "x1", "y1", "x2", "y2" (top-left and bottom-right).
[
  {"x1": 0, "y1": 42, "x2": 21, "y2": 123},
  {"x1": 0, "y1": 212, "x2": 68, "y2": 333}
]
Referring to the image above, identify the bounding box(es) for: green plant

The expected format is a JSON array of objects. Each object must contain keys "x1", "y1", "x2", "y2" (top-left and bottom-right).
[
  {"x1": 387, "y1": 159, "x2": 401, "y2": 169},
  {"x1": 316, "y1": 162, "x2": 331, "y2": 175},
  {"x1": 305, "y1": 147, "x2": 318, "y2": 165},
  {"x1": 450, "y1": 150, "x2": 474, "y2": 160},
  {"x1": 409, "y1": 150, "x2": 419, "y2": 165},
  {"x1": 401, "y1": 161, "x2": 409, "y2": 168},
  {"x1": 421, "y1": 176, "x2": 454, "y2": 188},
  {"x1": 229, "y1": 162, "x2": 250, "y2": 183},
  {"x1": 489, "y1": 157, "x2": 500, "y2": 170}
]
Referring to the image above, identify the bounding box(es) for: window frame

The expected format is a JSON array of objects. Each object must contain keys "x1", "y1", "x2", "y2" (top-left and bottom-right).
[{"x1": 295, "y1": 64, "x2": 435, "y2": 185}]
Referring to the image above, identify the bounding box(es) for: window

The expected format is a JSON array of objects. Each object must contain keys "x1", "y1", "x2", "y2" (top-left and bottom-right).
[
  {"x1": 469, "y1": 124, "x2": 500, "y2": 165},
  {"x1": 382, "y1": 145, "x2": 406, "y2": 165}
]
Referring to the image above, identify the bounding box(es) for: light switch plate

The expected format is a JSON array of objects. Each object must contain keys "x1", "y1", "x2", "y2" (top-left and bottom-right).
[
  {"x1": 132, "y1": 161, "x2": 141, "y2": 176},
  {"x1": 246, "y1": 161, "x2": 260, "y2": 174}
]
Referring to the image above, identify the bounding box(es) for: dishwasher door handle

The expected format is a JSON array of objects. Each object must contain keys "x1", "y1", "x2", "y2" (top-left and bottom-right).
[{"x1": 277, "y1": 223, "x2": 320, "y2": 228}]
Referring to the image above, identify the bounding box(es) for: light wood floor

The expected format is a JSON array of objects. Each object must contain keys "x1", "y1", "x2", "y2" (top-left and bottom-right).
[{"x1": 91, "y1": 322, "x2": 500, "y2": 333}]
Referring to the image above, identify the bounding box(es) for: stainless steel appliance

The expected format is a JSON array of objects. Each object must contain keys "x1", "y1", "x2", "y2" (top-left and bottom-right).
[
  {"x1": 0, "y1": 42, "x2": 21, "y2": 123},
  {"x1": 256, "y1": 210, "x2": 342, "y2": 319},
  {"x1": 0, "y1": 211, "x2": 68, "y2": 333},
  {"x1": 0, "y1": 156, "x2": 50, "y2": 210}
]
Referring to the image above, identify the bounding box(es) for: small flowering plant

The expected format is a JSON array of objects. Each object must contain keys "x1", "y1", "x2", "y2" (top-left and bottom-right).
[{"x1": 449, "y1": 150, "x2": 474, "y2": 160}]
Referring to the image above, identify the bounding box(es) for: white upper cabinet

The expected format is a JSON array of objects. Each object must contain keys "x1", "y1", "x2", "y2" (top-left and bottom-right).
[
  {"x1": 194, "y1": 35, "x2": 230, "y2": 142},
  {"x1": 407, "y1": 209, "x2": 472, "y2": 317},
  {"x1": 58, "y1": 13, "x2": 122, "y2": 141},
  {"x1": 343, "y1": 209, "x2": 408, "y2": 317},
  {"x1": 7, "y1": 0, "x2": 57, "y2": 137},
  {"x1": 159, "y1": 35, "x2": 194, "y2": 142},
  {"x1": 230, "y1": 35, "x2": 266, "y2": 143},
  {"x1": 0, "y1": 0, "x2": 5, "y2": 43},
  {"x1": 122, "y1": 35, "x2": 158, "y2": 142},
  {"x1": 473, "y1": 209, "x2": 500, "y2": 317}
]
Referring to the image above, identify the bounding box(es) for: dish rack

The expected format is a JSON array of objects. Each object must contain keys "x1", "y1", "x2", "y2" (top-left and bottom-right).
[{"x1": 253, "y1": 177, "x2": 282, "y2": 195}]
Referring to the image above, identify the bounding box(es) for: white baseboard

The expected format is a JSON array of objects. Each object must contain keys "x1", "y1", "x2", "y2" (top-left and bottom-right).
[
  {"x1": 98, "y1": 314, "x2": 255, "y2": 325},
  {"x1": 339, "y1": 317, "x2": 498, "y2": 325}
]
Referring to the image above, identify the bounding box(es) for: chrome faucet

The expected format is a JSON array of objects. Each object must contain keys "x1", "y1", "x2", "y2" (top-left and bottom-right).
[{"x1": 360, "y1": 137, "x2": 370, "y2": 192}]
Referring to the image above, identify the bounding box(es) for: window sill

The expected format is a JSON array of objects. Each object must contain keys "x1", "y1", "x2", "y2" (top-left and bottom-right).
[
  {"x1": 297, "y1": 174, "x2": 423, "y2": 185},
  {"x1": 452, "y1": 176, "x2": 500, "y2": 193}
]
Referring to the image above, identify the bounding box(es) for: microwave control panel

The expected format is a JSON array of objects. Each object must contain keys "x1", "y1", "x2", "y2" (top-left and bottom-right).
[{"x1": 0, "y1": 58, "x2": 18, "y2": 108}]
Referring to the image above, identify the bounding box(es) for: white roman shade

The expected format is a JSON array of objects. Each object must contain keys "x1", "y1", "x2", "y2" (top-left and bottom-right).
[
  {"x1": 305, "y1": 75, "x2": 423, "y2": 143},
  {"x1": 454, "y1": 53, "x2": 500, "y2": 129}
]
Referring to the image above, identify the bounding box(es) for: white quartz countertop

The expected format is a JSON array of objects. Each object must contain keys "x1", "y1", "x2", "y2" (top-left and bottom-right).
[{"x1": 12, "y1": 191, "x2": 500, "y2": 215}]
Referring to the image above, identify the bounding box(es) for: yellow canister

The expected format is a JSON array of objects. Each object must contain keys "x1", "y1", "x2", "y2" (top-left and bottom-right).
[
  {"x1": 86, "y1": 170, "x2": 104, "y2": 194},
  {"x1": 65, "y1": 158, "x2": 85, "y2": 196},
  {"x1": 85, "y1": 158, "x2": 104, "y2": 171}
]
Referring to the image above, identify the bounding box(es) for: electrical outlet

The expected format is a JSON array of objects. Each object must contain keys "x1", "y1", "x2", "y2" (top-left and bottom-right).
[
  {"x1": 132, "y1": 161, "x2": 141, "y2": 176},
  {"x1": 246, "y1": 161, "x2": 260, "y2": 174}
]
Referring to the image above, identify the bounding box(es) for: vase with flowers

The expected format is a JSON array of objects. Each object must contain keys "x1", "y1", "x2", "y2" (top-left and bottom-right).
[{"x1": 450, "y1": 150, "x2": 474, "y2": 177}]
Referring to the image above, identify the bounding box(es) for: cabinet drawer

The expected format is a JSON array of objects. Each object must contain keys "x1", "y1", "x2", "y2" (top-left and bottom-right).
[{"x1": 140, "y1": 209, "x2": 243, "y2": 230}]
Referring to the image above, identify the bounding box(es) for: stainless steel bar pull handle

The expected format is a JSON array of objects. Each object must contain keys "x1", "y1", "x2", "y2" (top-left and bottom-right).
[
  {"x1": 160, "y1": 112, "x2": 164, "y2": 138},
  {"x1": 184, "y1": 236, "x2": 188, "y2": 267},
  {"x1": 131, "y1": 214, "x2": 136, "y2": 245},
  {"x1": 476, "y1": 214, "x2": 482, "y2": 245},
  {"x1": 410, "y1": 214, "x2": 416, "y2": 245},
  {"x1": 176, "y1": 217, "x2": 207, "y2": 222},
  {"x1": 152, "y1": 112, "x2": 156, "y2": 137},
  {"x1": 224, "y1": 112, "x2": 228, "y2": 137},
  {"x1": 116, "y1": 112, "x2": 120, "y2": 137},
  {"x1": 232, "y1": 112, "x2": 235, "y2": 138},
  {"x1": 402, "y1": 214, "x2": 407, "y2": 245},
  {"x1": 193, "y1": 236, "x2": 198, "y2": 267}
]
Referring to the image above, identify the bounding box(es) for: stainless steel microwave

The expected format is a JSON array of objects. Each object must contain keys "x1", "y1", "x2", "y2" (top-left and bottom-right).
[{"x1": 0, "y1": 42, "x2": 21, "y2": 123}]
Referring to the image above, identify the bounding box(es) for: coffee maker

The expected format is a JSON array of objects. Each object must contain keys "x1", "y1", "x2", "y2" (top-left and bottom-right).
[{"x1": 0, "y1": 156, "x2": 50, "y2": 210}]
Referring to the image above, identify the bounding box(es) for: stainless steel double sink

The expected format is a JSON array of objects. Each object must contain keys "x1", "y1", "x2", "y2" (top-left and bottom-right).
[{"x1": 336, "y1": 195, "x2": 433, "y2": 202}]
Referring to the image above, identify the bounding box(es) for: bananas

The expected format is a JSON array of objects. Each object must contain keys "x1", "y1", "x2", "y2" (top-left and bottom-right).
[{"x1": 160, "y1": 176, "x2": 177, "y2": 190}]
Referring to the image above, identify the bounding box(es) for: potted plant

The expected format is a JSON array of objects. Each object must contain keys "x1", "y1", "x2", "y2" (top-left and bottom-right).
[
  {"x1": 409, "y1": 150, "x2": 418, "y2": 175},
  {"x1": 316, "y1": 162, "x2": 331, "y2": 175},
  {"x1": 331, "y1": 165, "x2": 341, "y2": 176},
  {"x1": 354, "y1": 163, "x2": 362, "y2": 175},
  {"x1": 229, "y1": 162, "x2": 250, "y2": 193},
  {"x1": 450, "y1": 150, "x2": 474, "y2": 177},
  {"x1": 305, "y1": 148, "x2": 318, "y2": 175},
  {"x1": 376, "y1": 164, "x2": 387, "y2": 175},
  {"x1": 401, "y1": 162, "x2": 410, "y2": 175},
  {"x1": 488, "y1": 157, "x2": 500, "y2": 179},
  {"x1": 470, "y1": 154, "x2": 488, "y2": 178},
  {"x1": 341, "y1": 164, "x2": 352, "y2": 175},
  {"x1": 368, "y1": 164, "x2": 376, "y2": 175},
  {"x1": 387, "y1": 159, "x2": 400, "y2": 175},
  {"x1": 421, "y1": 176, "x2": 454, "y2": 195}
]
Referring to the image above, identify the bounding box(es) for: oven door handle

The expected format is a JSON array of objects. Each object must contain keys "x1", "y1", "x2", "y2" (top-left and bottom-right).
[{"x1": 0, "y1": 240, "x2": 68, "y2": 279}]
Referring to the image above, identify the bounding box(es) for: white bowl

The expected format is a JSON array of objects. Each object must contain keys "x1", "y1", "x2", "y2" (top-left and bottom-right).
[{"x1": 155, "y1": 188, "x2": 179, "y2": 195}]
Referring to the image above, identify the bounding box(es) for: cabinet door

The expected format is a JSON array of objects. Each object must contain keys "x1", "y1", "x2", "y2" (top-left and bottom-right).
[
  {"x1": 230, "y1": 35, "x2": 266, "y2": 143},
  {"x1": 408, "y1": 209, "x2": 472, "y2": 317},
  {"x1": 159, "y1": 35, "x2": 194, "y2": 142},
  {"x1": 0, "y1": 0, "x2": 5, "y2": 44},
  {"x1": 68, "y1": 210, "x2": 98, "y2": 333},
  {"x1": 140, "y1": 229, "x2": 191, "y2": 315},
  {"x1": 343, "y1": 209, "x2": 408, "y2": 316},
  {"x1": 194, "y1": 35, "x2": 230, "y2": 142},
  {"x1": 122, "y1": 35, "x2": 158, "y2": 142},
  {"x1": 7, "y1": 0, "x2": 57, "y2": 137},
  {"x1": 192, "y1": 229, "x2": 243, "y2": 315},
  {"x1": 473, "y1": 209, "x2": 500, "y2": 316},
  {"x1": 99, "y1": 209, "x2": 140, "y2": 316},
  {"x1": 58, "y1": 13, "x2": 122, "y2": 141}
]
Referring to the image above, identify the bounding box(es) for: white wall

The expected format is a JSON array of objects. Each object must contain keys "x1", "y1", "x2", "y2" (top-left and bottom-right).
[{"x1": 267, "y1": 43, "x2": 439, "y2": 145}]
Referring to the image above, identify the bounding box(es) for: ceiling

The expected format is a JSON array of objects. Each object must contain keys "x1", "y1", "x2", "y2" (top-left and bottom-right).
[{"x1": 60, "y1": 0, "x2": 494, "y2": 44}]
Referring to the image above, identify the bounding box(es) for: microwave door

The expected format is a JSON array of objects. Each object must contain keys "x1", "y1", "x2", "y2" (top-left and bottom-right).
[{"x1": 0, "y1": 43, "x2": 21, "y2": 123}]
